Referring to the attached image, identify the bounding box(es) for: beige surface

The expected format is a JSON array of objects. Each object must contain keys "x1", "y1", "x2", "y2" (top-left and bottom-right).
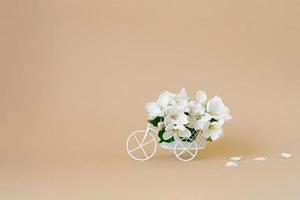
[{"x1": 1, "y1": 0, "x2": 300, "y2": 199}]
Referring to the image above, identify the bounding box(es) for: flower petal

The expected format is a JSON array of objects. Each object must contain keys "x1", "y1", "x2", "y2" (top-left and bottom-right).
[
  {"x1": 229, "y1": 156, "x2": 242, "y2": 161},
  {"x1": 225, "y1": 161, "x2": 238, "y2": 167},
  {"x1": 193, "y1": 119, "x2": 209, "y2": 130},
  {"x1": 165, "y1": 123, "x2": 174, "y2": 131},
  {"x1": 145, "y1": 102, "x2": 162, "y2": 119},
  {"x1": 280, "y1": 152, "x2": 292, "y2": 158},
  {"x1": 210, "y1": 128, "x2": 223, "y2": 141},
  {"x1": 158, "y1": 91, "x2": 173, "y2": 108},
  {"x1": 254, "y1": 157, "x2": 266, "y2": 161},
  {"x1": 196, "y1": 90, "x2": 207, "y2": 104},
  {"x1": 174, "y1": 112, "x2": 189, "y2": 125},
  {"x1": 179, "y1": 128, "x2": 191, "y2": 138},
  {"x1": 207, "y1": 96, "x2": 223, "y2": 114}
]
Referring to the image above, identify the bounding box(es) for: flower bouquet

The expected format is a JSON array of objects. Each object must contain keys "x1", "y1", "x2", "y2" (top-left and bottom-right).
[{"x1": 146, "y1": 88, "x2": 231, "y2": 145}]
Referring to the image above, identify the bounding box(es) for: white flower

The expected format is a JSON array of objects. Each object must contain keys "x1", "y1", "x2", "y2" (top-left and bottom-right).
[
  {"x1": 171, "y1": 88, "x2": 188, "y2": 104},
  {"x1": 187, "y1": 99, "x2": 208, "y2": 131},
  {"x1": 145, "y1": 102, "x2": 162, "y2": 119},
  {"x1": 188, "y1": 100, "x2": 205, "y2": 116},
  {"x1": 191, "y1": 113, "x2": 212, "y2": 130},
  {"x1": 169, "y1": 88, "x2": 189, "y2": 112},
  {"x1": 202, "y1": 119, "x2": 224, "y2": 141},
  {"x1": 164, "y1": 107, "x2": 189, "y2": 127},
  {"x1": 207, "y1": 96, "x2": 232, "y2": 121},
  {"x1": 196, "y1": 90, "x2": 207, "y2": 105},
  {"x1": 165, "y1": 123, "x2": 192, "y2": 139},
  {"x1": 145, "y1": 91, "x2": 173, "y2": 119},
  {"x1": 163, "y1": 106, "x2": 191, "y2": 139}
]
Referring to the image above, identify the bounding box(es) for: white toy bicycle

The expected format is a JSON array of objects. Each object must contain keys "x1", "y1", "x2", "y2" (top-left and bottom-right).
[
  {"x1": 126, "y1": 88, "x2": 231, "y2": 162},
  {"x1": 126, "y1": 123, "x2": 206, "y2": 162}
]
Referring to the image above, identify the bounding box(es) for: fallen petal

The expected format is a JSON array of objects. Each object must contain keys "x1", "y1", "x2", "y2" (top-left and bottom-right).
[
  {"x1": 225, "y1": 161, "x2": 238, "y2": 167},
  {"x1": 254, "y1": 157, "x2": 266, "y2": 161},
  {"x1": 229, "y1": 156, "x2": 242, "y2": 161},
  {"x1": 280, "y1": 152, "x2": 292, "y2": 159}
]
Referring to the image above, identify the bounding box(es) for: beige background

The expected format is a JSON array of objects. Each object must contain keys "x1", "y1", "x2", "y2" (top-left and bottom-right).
[{"x1": 1, "y1": 0, "x2": 300, "y2": 199}]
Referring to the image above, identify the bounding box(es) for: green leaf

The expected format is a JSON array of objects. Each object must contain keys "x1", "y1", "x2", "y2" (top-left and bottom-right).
[
  {"x1": 210, "y1": 118, "x2": 217, "y2": 123},
  {"x1": 148, "y1": 116, "x2": 163, "y2": 127},
  {"x1": 158, "y1": 128, "x2": 175, "y2": 143}
]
